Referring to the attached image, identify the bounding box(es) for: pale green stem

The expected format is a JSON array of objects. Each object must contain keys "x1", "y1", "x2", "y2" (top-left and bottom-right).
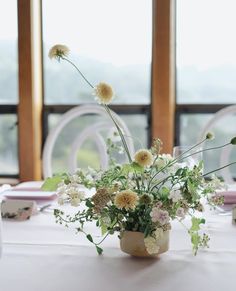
[
  {"x1": 177, "y1": 142, "x2": 231, "y2": 163},
  {"x1": 147, "y1": 137, "x2": 225, "y2": 191},
  {"x1": 104, "y1": 105, "x2": 132, "y2": 163},
  {"x1": 104, "y1": 105, "x2": 140, "y2": 190},
  {"x1": 203, "y1": 160, "x2": 236, "y2": 177},
  {"x1": 62, "y1": 57, "x2": 95, "y2": 89}
]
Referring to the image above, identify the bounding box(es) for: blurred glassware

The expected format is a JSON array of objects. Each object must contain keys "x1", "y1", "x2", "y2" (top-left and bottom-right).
[{"x1": 173, "y1": 145, "x2": 203, "y2": 169}]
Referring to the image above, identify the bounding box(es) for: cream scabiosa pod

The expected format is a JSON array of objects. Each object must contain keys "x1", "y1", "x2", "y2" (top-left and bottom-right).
[
  {"x1": 134, "y1": 149, "x2": 153, "y2": 167},
  {"x1": 48, "y1": 44, "x2": 70, "y2": 60},
  {"x1": 94, "y1": 82, "x2": 114, "y2": 105}
]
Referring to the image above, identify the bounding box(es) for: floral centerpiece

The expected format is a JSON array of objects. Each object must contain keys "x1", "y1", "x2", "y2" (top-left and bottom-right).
[{"x1": 43, "y1": 44, "x2": 236, "y2": 256}]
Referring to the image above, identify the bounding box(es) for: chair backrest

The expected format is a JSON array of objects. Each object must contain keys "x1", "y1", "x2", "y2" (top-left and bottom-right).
[
  {"x1": 42, "y1": 104, "x2": 135, "y2": 178},
  {"x1": 198, "y1": 104, "x2": 236, "y2": 184}
]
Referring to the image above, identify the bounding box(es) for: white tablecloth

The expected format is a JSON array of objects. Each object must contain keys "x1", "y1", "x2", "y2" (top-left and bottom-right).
[{"x1": 1, "y1": 184, "x2": 236, "y2": 291}]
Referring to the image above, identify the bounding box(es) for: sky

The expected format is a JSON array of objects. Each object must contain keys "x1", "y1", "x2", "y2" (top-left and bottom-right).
[
  {"x1": 177, "y1": 0, "x2": 236, "y2": 69},
  {"x1": 42, "y1": 0, "x2": 152, "y2": 66},
  {"x1": 1, "y1": 0, "x2": 236, "y2": 69}
]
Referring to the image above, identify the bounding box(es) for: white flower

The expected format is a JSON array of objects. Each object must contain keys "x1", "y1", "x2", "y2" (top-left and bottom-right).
[
  {"x1": 134, "y1": 149, "x2": 153, "y2": 167},
  {"x1": 154, "y1": 228, "x2": 164, "y2": 240},
  {"x1": 155, "y1": 154, "x2": 174, "y2": 171},
  {"x1": 70, "y1": 197, "x2": 81, "y2": 207},
  {"x1": 48, "y1": 44, "x2": 69, "y2": 60},
  {"x1": 67, "y1": 189, "x2": 85, "y2": 207},
  {"x1": 176, "y1": 207, "x2": 185, "y2": 218},
  {"x1": 94, "y1": 82, "x2": 114, "y2": 104},
  {"x1": 169, "y1": 189, "x2": 182, "y2": 202},
  {"x1": 56, "y1": 181, "x2": 85, "y2": 207},
  {"x1": 150, "y1": 208, "x2": 170, "y2": 225},
  {"x1": 70, "y1": 174, "x2": 82, "y2": 184},
  {"x1": 144, "y1": 236, "x2": 160, "y2": 255},
  {"x1": 108, "y1": 128, "x2": 121, "y2": 143}
]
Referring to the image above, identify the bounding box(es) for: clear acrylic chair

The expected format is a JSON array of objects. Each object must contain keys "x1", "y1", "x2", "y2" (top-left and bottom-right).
[
  {"x1": 198, "y1": 104, "x2": 236, "y2": 184},
  {"x1": 42, "y1": 104, "x2": 135, "y2": 178}
]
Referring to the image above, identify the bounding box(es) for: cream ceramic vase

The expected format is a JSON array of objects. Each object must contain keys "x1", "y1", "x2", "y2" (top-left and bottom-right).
[{"x1": 120, "y1": 230, "x2": 169, "y2": 257}]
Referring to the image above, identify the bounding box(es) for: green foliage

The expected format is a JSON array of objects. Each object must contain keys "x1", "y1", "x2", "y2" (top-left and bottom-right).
[
  {"x1": 47, "y1": 45, "x2": 234, "y2": 256},
  {"x1": 96, "y1": 246, "x2": 103, "y2": 255},
  {"x1": 41, "y1": 174, "x2": 67, "y2": 191}
]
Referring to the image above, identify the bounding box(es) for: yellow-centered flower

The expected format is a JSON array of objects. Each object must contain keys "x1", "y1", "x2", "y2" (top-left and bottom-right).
[
  {"x1": 114, "y1": 190, "x2": 138, "y2": 210},
  {"x1": 94, "y1": 82, "x2": 114, "y2": 104},
  {"x1": 134, "y1": 149, "x2": 153, "y2": 167},
  {"x1": 49, "y1": 44, "x2": 70, "y2": 60}
]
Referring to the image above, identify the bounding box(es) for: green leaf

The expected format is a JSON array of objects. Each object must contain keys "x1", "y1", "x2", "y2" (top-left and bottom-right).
[
  {"x1": 100, "y1": 221, "x2": 108, "y2": 236},
  {"x1": 41, "y1": 175, "x2": 64, "y2": 191},
  {"x1": 86, "y1": 234, "x2": 93, "y2": 243},
  {"x1": 122, "y1": 163, "x2": 132, "y2": 174},
  {"x1": 85, "y1": 199, "x2": 94, "y2": 208},
  {"x1": 96, "y1": 246, "x2": 103, "y2": 255},
  {"x1": 190, "y1": 217, "x2": 205, "y2": 232},
  {"x1": 200, "y1": 218, "x2": 206, "y2": 224},
  {"x1": 131, "y1": 162, "x2": 144, "y2": 173}
]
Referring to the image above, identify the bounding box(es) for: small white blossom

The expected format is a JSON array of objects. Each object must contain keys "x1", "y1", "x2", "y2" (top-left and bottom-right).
[
  {"x1": 154, "y1": 228, "x2": 164, "y2": 240},
  {"x1": 144, "y1": 236, "x2": 160, "y2": 255},
  {"x1": 108, "y1": 128, "x2": 122, "y2": 143},
  {"x1": 155, "y1": 154, "x2": 173, "y2": 168},
  {"x1": 169, "y1": 189, "x2": 182, "y2": 202},
  {"x1": 70, "y1": 174, "x2": 82, "y2": 184},
  {"x1": 56, "y1": 181, "x2": 85, "y2": 206}
]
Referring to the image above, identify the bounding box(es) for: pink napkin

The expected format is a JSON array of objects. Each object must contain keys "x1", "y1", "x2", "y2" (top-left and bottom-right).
[{"x1": 217, "y1": 190, "x2": 236, "y2": 204}]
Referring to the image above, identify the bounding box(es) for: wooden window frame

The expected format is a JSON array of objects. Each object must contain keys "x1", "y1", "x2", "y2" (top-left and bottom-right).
[
  {"x1": 12, "y1": 0, "x2": 176, "y2": 181},
  {"x1": 151, "y1": 0, "x2": 176, "y2": 153},
  {"x1": 18, "y1": 0, "x2": 43, "y2": 181}
]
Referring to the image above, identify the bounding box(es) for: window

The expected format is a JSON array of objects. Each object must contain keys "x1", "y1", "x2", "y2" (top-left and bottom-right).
[
  {"x1": 0, "y1": 0, "x2": 18, "y2": 176},
  {"x1": 0, "y1": 0, "x2": 174, "y2": 181},
  {"x1": 42, "y1": 0, "x2": 152, "y2": 174},
  {"x1": 176, "y1": 0, "x2": 236, "y2": 175},
  {"x1": 43, "y1": 0, "x2": 152, "y2": 105}
]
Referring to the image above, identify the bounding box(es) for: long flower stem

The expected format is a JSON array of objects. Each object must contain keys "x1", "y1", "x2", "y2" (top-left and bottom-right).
[
  {"x1": 203, "y1": 160, "x2": 236, "y2": 177},
  {"x1": 176, "y1": 142, "x2": 231, "y2": 163},
  {"x1": 104, "y1": 105, "x2": 140, "y2": 190},
  {"x1": 147, "y1": 139, "x2": 231, "y2": 191},
  {"x1": 62, "y1": 57, "x2": 94, "y2": 89},
  {"x1": 104, "y1": 105, "x2": 132, "y2": 163}
]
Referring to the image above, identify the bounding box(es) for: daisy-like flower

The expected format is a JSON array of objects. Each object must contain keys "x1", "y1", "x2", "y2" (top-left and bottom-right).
[
  {"x1": 67, "y1": 188, "x2": 85, "y2": 207},
  {"x1": 169, "y1": 189, "x2": 182, "y2": 202},
  {"x1": 57, "y1": 181, "x2": 85, "y2": 207},
  {"x1": 150, "y1": 207, "x2": 170, "y2": 225},
  {"x1": 48, "y1": 44, "x2": 70, "y2": 60},
  {"x1": 144, "y1": 236, "x2": 160, "y2": 255},
  {"x1": 94, "y1": 82, "x2": 114, "y2": 104},
  {"x1": 114, "y1": 190, "x2": 138, "y2": 210},
  {"x1": 134, "y1": 149, "x2": 153, "y2": 167}
]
